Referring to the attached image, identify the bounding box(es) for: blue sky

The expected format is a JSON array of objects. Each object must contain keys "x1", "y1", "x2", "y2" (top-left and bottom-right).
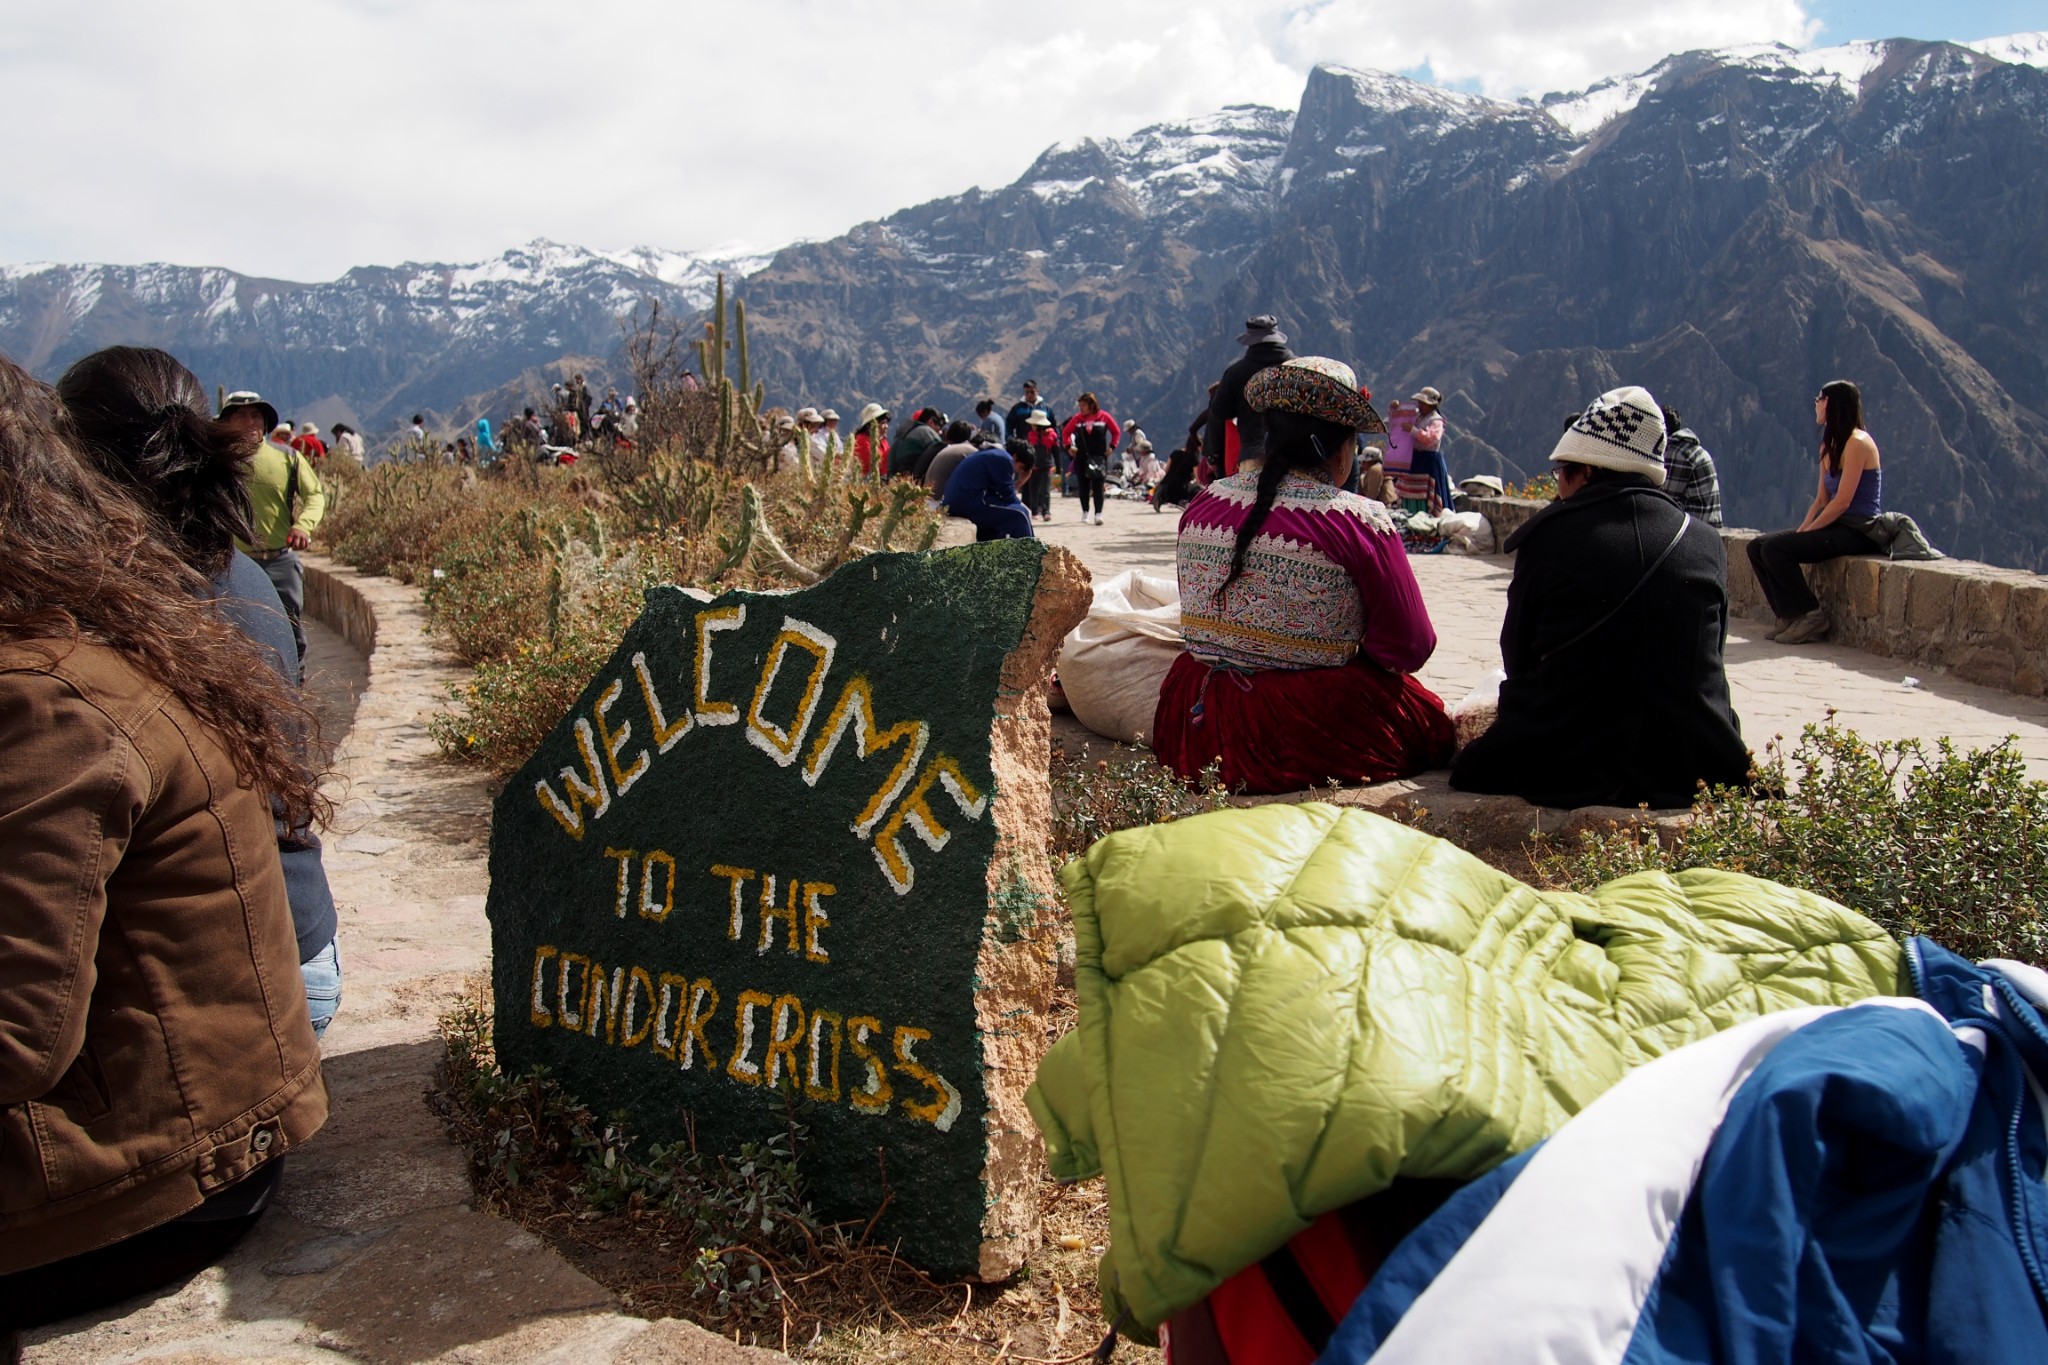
[{"x1": 1809, "y1": 0, "x2": 2044, "y2": 44}]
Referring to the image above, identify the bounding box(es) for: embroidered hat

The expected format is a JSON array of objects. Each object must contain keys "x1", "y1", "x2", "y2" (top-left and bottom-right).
[
  {"x1": 1243, "y1": 356, "x2": 1386, "y2": 434},
  {"x1": 1236, "y1": 314, "x2": 1289, "y2": 347},
  {"x1": 1550, "y1": 386, "x2": 1668, "y2": 486}
]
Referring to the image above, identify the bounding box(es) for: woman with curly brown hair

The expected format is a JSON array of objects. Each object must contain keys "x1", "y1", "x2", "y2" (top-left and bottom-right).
[
  {"x1": 0, "y1": 355, "x2": 328, "y2": 1339},
  {"x1": 57, "y1": 345, "x2": 342, "y2": 1038}
]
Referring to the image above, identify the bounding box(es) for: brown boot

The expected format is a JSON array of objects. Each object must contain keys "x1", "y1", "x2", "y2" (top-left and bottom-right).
[
  {"x1": 1776, "y1": 608, "x2": 1832, "y2": 645},
  {"x1": 1764, "y1": 616, "x2": 1797, "y2": 641}
]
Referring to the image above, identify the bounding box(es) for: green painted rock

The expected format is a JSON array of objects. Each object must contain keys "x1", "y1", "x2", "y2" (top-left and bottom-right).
[{"x1": 488, "y1": 538, "x2": 1090, "y2": 1279}]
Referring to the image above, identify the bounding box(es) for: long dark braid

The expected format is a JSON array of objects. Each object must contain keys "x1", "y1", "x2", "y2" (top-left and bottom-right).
[{"x1": 1219, "y1": 410, "x2": 1355, "y2": 597}]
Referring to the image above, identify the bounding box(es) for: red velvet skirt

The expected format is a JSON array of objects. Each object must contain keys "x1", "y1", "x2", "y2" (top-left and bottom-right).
[{"x1": 1152, "y1": 652, "x2": 1455, "y2": 795}]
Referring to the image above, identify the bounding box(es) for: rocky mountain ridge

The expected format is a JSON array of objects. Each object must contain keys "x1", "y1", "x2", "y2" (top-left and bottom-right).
[
  {"x1": 3, "y1": 32, "x2": 2044, "y2": 565},
  {"x1": 0, "y1": 240, "x2": 764, "y2": 437}
]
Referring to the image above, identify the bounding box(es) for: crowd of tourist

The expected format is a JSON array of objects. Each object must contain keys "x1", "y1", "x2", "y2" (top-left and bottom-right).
[
  {"x1": 0, "y1": 297, "x2": 1933, "y2": 1352},
  {"x1": 1141, "y1": 311, "x2": 1915, "y2": 811}
]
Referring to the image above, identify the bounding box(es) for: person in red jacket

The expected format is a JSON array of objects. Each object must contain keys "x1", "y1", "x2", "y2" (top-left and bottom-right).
[{"x1": 1061, "y1": 392, "x2": 1122, "y2": 525}]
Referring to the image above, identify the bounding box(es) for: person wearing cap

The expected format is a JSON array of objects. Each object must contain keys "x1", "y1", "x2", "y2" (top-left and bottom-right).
[
  {"x1": 820, "y1": 408, "x2": 842, "y2": 462},
  {"x1": 219, "y1": 391, "x2": 325, "y2": 660},
  {"x1": 1450, "y1": 386, "x2": 1749, "y2": 809},
  {"x1": 1020, "y1": 409, "x2": 1061, "y2": 521},
  {"x1": 290, "y1": 421, "x2": 327, "y2": 462},
  {"x1": 1206, "y1": 315, "x2": 1294, "y2": 479},
  {"x1": 853, "y1": 402, "x2": 891, "y2": 478},
  {"x1": 1153, "y1": 356, "x2": 1454, "y2": 793},
  {"x1": 1384, "y1": 386, "x2": 1454, "y2": 516}
]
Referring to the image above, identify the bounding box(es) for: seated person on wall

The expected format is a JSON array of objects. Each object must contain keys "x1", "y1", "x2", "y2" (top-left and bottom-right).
[
  {"x1": 1451, "y1": 386, "x2": 1750, "y2": 810},
  {"x1": 940, "y1": 438, "x2": 1036, "y2": 542},
  {"x1": 1152, "y1": 357, "x2": 1456, "y2": 794},
  {"x1": 0, "y1": 358, "x2": 327, "y2": 1338}
]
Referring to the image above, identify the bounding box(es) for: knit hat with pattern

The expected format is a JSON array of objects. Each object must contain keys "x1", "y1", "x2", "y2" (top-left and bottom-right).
[
  {"x1": 1243, "y1": 356, "x2": 1386, "y2": 434},
  {"x1": 1549, "y1": 386, "x2": 1668, "y2": 486}
]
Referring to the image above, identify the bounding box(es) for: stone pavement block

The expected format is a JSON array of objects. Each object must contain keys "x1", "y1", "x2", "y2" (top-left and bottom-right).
[
  {"x1": 1963, "y1": 578, "x2": 2014, "y2": 638},
  {"x1": 296, "y1": 1208, "x2": 613, "y2": 1364}
]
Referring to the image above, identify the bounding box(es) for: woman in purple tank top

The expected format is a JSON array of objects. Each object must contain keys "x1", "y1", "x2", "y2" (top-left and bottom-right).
[{"x1": 1745, "y1": 379, "x2": 1884, "y2": 645}]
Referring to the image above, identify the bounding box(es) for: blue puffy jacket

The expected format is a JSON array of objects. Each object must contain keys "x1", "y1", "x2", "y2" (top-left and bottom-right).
[{"x1": 1323, "y1": 937, "x2": 2048, "y2": 1363}]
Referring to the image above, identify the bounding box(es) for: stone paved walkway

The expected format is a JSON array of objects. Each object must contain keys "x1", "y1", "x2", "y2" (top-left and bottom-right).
[
  {"x1": 1039, "y1": 490, "x2": 2048, "y2": 775},
  {"x1": 24, "y1": 562, "x2": 782, "y2": 1365}
]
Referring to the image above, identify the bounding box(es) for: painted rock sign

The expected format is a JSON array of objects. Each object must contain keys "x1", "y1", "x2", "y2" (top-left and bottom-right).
[{"x1": 488, "y1": 538, "x2": 1090, "y2": 1279}]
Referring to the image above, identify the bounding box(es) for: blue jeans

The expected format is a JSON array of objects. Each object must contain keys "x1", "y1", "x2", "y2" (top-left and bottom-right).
[{"x1": 302, "y1": 937, "x2": 342, "y2": 1038}]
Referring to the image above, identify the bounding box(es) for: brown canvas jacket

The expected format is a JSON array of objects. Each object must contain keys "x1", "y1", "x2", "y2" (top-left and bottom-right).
[{"x1": 0, "y1": 639, "x2": 327, "y2": 1273}]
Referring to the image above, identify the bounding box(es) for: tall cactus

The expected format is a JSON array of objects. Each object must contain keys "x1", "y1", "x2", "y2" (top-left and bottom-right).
[{"x1": 734, "y1": 298, "x2": 751, "y2": 397}]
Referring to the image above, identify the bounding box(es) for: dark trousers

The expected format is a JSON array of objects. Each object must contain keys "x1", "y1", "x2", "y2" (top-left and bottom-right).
[
  {"x1": 1746, "y1": 523, "x2": 1877, "y2": 618},
  {"x1": 1024, "y1": 465, "x2": 1051, "y2": 517},
  {"x1": 958, "y1": 503, "x2": 1035, "y2": 542},
  {"x1": 258, "y1": 549, "x2": 307, "y2": 660},
  {"x1": 1076, "y1": 469, "x2": 1106, "y2": 514}
]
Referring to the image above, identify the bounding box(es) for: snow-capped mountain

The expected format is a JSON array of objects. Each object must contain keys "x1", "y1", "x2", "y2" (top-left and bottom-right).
[
  {"x1": 4, "y1": 32, "x2": 2046, "y2": 566},
  {"x1": 0, "y1": 239, "x2": 761, "y2": 435}
]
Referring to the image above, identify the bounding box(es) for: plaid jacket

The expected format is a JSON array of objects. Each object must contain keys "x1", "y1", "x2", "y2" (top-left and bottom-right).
[{"x1": 1663, "y1": 430, "x2": 1723, "y2": 526}]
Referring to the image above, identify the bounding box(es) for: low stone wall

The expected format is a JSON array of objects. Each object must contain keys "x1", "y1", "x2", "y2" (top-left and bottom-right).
[
  {"x1": 303, "y1": 556, "x2": 379, "y2": 656},
  {"x1": 1467, "y1": 496, "x2": 2048, "y2": 698}
]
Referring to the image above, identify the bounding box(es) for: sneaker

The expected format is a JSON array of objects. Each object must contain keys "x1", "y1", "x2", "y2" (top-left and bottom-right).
[
  {"x1": 1764, "y1": 616, "x2": 1796, "y2": 641},
  {"x1": 1775, "y1": 609, "x2": 1831, "y2": 645}
]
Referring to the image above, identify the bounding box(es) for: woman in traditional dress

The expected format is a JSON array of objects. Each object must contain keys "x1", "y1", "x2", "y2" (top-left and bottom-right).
[{"x1": 1151, "y1": 357, "x2": 1455, "y2": 793}]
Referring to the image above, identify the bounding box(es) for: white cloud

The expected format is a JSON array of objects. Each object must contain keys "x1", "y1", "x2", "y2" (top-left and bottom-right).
[{"x1": 3, "y1": 0, "x2": 1823, "y2": 280}]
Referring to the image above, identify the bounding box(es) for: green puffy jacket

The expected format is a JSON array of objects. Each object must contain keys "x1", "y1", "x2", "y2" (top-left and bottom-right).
[{"x1": 1026, "y1": 804, "x2": 1900, "y2": 1335}]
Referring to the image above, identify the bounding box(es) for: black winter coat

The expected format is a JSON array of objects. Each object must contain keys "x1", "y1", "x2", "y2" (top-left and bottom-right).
[
  {"x1": 1450, "y1": 477, "x2": 1750, "y2": 809},
  {"x1": 1207, "y1": 340, "x2": 1292, "y2": 467}
]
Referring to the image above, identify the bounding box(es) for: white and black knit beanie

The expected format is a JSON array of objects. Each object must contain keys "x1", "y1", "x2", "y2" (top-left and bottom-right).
[{"x1": 1549, "y1": 386, "x2": 1668, "y2": 486}]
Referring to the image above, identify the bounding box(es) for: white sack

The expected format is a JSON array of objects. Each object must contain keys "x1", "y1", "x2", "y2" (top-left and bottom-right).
[{"x1": 1057, "y1": 570, "x2": 1184, "y2": 746}]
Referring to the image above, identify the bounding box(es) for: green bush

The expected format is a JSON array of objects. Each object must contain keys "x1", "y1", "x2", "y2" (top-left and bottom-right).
[
  {"x1": 1534, "y1": 723, "x2": 2048, "y2": 964},
  {"x1": 1050, "y1": 744, "x2": 1230, "y2": 863}
]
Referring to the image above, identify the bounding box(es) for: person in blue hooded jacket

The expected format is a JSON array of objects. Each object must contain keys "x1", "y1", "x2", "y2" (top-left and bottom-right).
[{"x1": 941, "y1": 439, "x2": 1036, "y2": 542}]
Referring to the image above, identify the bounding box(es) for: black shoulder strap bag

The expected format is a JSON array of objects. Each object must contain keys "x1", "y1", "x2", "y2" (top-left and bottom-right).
[{"x1": 1539, "y1": 512, "x2": 1692, "y2": 663}]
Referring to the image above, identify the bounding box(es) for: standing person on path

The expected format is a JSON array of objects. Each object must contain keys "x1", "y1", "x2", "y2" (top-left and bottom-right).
[
  {"x1": 0, "y1": 355, "x2": 328, "y2": 1340},
  {"x1": 1061, "y1": 392, "x2": 1121, "y2": 525},
  {"x1": 58, "y1": 346, "x2": 344, "y2": 1039},
  {"x1": 1008, "y1": 380, "x2": 1062, "y2": 503},
  {"x1": 1660, "y1": 406, "x2": 1724, "y2": 527},
  {"x1": 1207, "y1": 315, "x2": 1293, "y2": 478},
  {"x1": 219, "y1": 391, "x2": 326, "y2": 661},
  {"x1": 1153, "y1": 356, "x2": 1453, "y2": 792},
  {"x1": 1407, "y1": 385, "x2": 1454, "y2": 511},
  {"x1": 1746, "y1": 380, "x2": 1884, "y2": 645},
  {"x1": 1451, "y1": 386, "x2": 1750, "y2": 809},
  {"x1": 1021, "y1": 410, "x2": 1059, "y2": 521}
]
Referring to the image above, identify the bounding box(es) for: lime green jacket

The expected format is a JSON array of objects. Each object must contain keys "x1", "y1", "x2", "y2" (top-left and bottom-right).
[{"x1": 1025, "y1": 804, "x2": 1900, "y2": 1335}]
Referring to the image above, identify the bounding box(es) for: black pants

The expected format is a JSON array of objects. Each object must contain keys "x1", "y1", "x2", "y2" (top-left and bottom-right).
[
  {"x1": 1076, "y1": 468, "x2": 1106, "y2": 515},
  {"x1": 1024, "y1": 464, "x2": 1051, "y2": 518},
  {"x1": 0, "y1": 1160, "x2": 280, "y2": 1331},
  {"x1": 1746, "y1": 523, "x2": 1878, "y2": 618}
]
